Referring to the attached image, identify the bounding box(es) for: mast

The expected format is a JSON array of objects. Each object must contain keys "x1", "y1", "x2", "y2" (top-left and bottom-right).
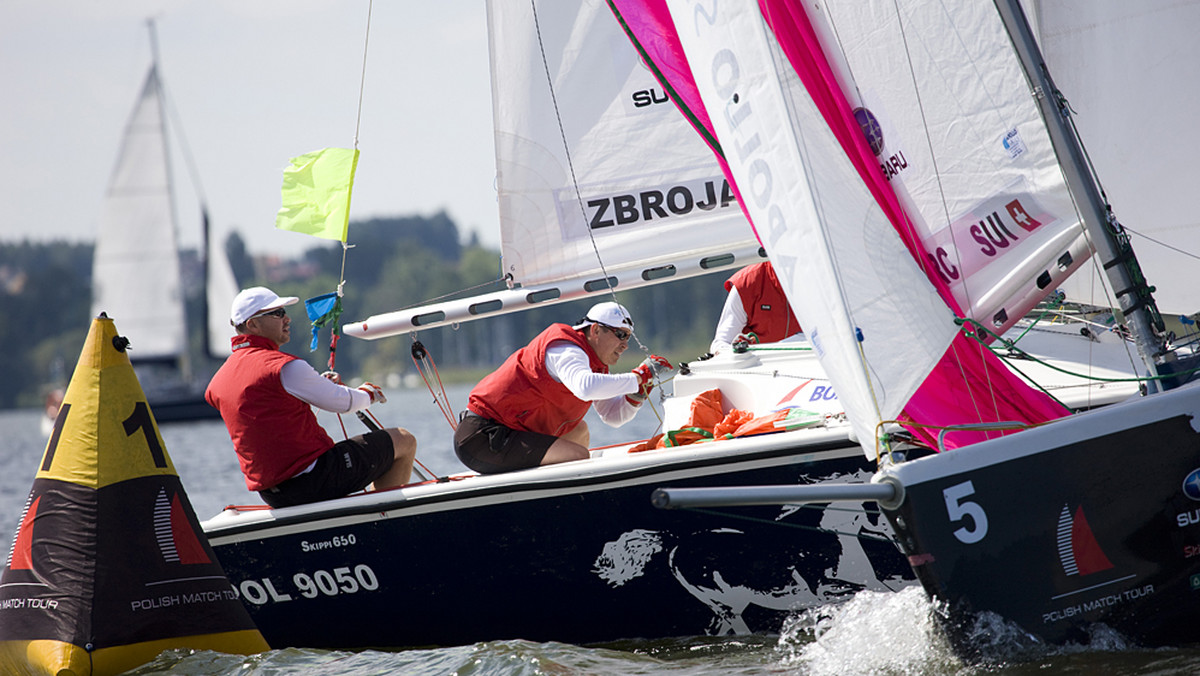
[{"x1": 993, "y1": 0, "x2": 1170, "y2": 388}]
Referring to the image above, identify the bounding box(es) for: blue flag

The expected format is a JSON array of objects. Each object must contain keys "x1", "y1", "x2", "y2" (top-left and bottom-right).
[{"x1": 305, "y1": 292, "x2": 343, "y2": 351}]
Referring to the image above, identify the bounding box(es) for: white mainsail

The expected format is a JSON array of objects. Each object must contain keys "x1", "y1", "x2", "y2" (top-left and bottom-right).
[
  {"x1": 490, "y1": 0, "x2": 760, "y2": 287},
  {"x1": 347, "y1": 0, "x2": 765, "y2": 340},
  {"x1": 1026, "y1": 0, "x2": 1200, "y2": 315},
  {"x1": 91, "y1": 66, "x2": 187, "y2": 364}
]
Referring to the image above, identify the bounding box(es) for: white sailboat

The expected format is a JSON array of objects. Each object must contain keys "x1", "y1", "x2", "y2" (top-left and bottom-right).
[
  {"x1": 91, "y1": 27, "x2": 236, "y2": 423},
  {"x1": 638, "y1": 0, "x2": 1200, "y2": 655},
  {"x1": 198, "y1": 0, "x2": 1156, "y2": 650}
]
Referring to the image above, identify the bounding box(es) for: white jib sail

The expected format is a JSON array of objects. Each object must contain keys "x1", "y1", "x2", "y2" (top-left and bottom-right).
[
  {"x1": 664, "y1": 0, "x2": 959, "y2": 454},
  {"x1": 807, "y1": 0, "x2": 1092, "y2": 335},
  {"x1": 91, "y1": 66, "x2": 187, "y2": 363},
  {"x1": 489, "y1": 0, "x2": 761, "y2": 288}
]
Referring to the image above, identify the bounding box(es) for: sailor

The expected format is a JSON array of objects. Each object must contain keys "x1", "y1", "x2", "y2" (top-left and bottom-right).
[
  {"x1": 454, "y1": 301, "x2": 672, "y2": 474},
  {"x1": 710, "y1": 261, "x2": 801, "y2": 353},
  {"x1": 205, "y1": 286, "x2": 417, "y2": 507}
]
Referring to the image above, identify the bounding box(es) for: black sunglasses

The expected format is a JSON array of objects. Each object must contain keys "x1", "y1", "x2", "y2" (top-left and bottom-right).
[
  {"x1": 599, "y1": 323, "x2": 631, "y2": 341},
  {"x1": 252, "y1": 307, "x2": 287, "y2": 320}
]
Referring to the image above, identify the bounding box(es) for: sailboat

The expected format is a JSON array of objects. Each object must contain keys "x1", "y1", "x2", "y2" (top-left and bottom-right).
[
  {"x1": 198, "y1": 0, "x2": 1150, "y2": 650},
  {"x1": 631, "y1": 0, "x2": 1200, "y2": 656},
  {"x1": 91, "y1": 25, "x2": 238, "y2": 423}
]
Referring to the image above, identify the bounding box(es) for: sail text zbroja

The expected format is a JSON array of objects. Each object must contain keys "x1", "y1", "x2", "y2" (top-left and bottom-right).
[{"x1": 572, "y1": 177, "x2": 737, "y2": 230}]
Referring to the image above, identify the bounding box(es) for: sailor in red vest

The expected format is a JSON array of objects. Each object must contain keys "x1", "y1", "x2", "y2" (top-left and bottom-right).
[
  {"x1": 206, "y1": 286, "x2": 417, "y2": 508},
  {"x1": 710, "y1": 261, "x2": 801, "y2": 353},
  {"x1": 455, "y1": 301, "x2": 672, "y2": 474}
]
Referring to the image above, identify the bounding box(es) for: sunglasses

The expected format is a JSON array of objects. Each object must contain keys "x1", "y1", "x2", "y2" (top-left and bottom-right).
[
  {"x1": 599, "y1": 324, "x2": 631, "y2": 342},
  {"x1": 252, "y1": 307, "x2": 287, "y2": 320}
]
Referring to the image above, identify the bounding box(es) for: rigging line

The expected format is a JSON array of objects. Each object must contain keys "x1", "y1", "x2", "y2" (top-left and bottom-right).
[
  {"x1": 888, "y1": 0, "x2": 1004, "y2": 431},
  {"x1": 528, "y1": 0, "x2": 622, "y2": 312},
  {"x1": 396, "y1": 276, "x2": 511, "y2": 312},
  {"x1": 529, "y1": 0, "x2": 665, "y2": 421},
  {"x1": 354, "y1": 0, "x2": 374, "y2": 149},
  {"x1": 411, "y1": 340, "x2": 458, "y2": 430},
  {"x1": 1124, "y1": 224, "x2": 1200, "y2": 262},
  {"x1": 960, "y1": 318, "x2": 1176, "y2": 384},
  {"x1": 329, "y1": 0, "x2": 376, "y2": 295},
  {"x1": 878, "y1": 0, "x2": 1005, "y2": 427},
  {"x1": 151, "y1": 36, "x2": 207, "y2": 210},
  {"x1": 874, "y1": 1, "x2": 970, "y2": 310},
  {"x1": 359, "y1": 407, "x2": 439, "y2": 478}
]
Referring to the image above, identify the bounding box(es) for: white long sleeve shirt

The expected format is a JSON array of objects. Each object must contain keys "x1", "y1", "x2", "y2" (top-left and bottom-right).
[
  {"x1": 544, "y1": 342, "x2": 642, "y2": 427},
  {"x1": 279, "y1": 359, "x2": 372, "y2": 413},
  {"x1": 710, "y1": 286, "x2": 750, "y2": 354}
]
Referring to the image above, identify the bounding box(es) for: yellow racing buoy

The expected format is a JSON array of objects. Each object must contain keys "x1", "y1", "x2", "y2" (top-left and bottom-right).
[{"x1": 0, "y1": 316, "x2": 268, "y2": 675}]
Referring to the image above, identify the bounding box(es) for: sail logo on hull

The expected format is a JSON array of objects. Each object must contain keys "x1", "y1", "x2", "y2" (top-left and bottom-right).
[{"x1": 1056, "y1": 504, "x2": 1114, "y2": 576}]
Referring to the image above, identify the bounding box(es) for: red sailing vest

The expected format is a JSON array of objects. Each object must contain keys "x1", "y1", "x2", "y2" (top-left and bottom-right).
[
  {"x1": 205, "y1": 334, "x2": 334, "y2": 491},
  {"x1": 468, "y1": 324, "x2": 609, "y2": 436},
  {"x1": 725, "y1": 262, "x2": 801, "y2": 343}
]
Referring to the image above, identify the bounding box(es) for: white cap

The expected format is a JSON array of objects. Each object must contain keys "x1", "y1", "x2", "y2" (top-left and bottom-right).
[
  {"x1": 230, "y1": 286, "x2": 299, "y2": 326},
  {"x1": 572, "y1": 301, "x2": 634, "y2": 332}
]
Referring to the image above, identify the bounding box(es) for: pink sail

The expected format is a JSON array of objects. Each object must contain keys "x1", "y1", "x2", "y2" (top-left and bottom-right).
[{"x1": 611, "y1": 0, "x2": 1067, "y2": 450}]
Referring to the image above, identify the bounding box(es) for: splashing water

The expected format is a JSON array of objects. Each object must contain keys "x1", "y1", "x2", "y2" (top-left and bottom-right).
[{"x1": 776, "y1": 587, "x2": 963, "y2": 675}]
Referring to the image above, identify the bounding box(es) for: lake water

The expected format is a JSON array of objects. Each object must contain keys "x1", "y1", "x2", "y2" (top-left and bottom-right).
[{"x1": 2, "y1": 387, "x2": 1199, "y2": 674}]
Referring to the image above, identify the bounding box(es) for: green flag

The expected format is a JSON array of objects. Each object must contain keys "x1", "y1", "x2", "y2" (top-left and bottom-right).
[{"x1": 275, "y1": 147, "x2": 360, "y2": 242}]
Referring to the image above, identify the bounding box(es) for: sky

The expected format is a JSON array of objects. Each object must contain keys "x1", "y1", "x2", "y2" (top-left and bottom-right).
[
  {"x1": 3, "y1": 1, "x2": 1199, "y2": 313},
  {"x1": 1, "y1": 1, "x2": 498, "y2": 258}
]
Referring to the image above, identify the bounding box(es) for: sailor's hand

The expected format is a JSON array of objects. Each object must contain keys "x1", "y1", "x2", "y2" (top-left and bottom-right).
[
  {"x1": 630, "y1": 355, "x2": 673, "y2": 402},
  {"x1": 321, "y1": 370, "x2": 342, "y2": 384},
  {"x1": 632, "y1": 355, "x2": 673, "y2": 387},
  {"x1": 358, "y1": 382, "x2": 387, "y2": 405}
]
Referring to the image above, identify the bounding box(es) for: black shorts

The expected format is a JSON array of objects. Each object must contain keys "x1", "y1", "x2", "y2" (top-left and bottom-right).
[
  {"x1": 453, "y1": 412, "x2": 556, "y2": 474},
  {"x1": 259, "y1": 430, "x2": 395, "y2": 508}
]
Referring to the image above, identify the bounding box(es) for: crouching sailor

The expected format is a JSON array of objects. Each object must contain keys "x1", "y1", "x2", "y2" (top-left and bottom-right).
[
  {"x1": 206, "y1": 286, "x2": 417, "y2": 507},
  {"x1": 455, "y1": 301, "x2": 672, "y2": 474}
]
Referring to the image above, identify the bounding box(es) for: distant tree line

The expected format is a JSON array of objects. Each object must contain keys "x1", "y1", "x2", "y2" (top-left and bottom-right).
[{"x1": 0, "y1": 212, "x2": 734, "y2": 409}]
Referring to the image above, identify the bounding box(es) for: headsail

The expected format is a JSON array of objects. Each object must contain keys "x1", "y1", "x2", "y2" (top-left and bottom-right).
[
  {"x1": 618, "y1": 0, "x2": 1072, "y2": 455},
  {"x1": 91, "y1": 66, "x2": 187, "y2": 366}
]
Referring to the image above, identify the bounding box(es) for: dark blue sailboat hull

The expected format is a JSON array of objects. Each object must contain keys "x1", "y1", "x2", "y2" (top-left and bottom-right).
[
  {"x1": 205, "y1": 437, "x2": 911, "y2": 649},
  {"x1": 881, "y1": 382, "x2": 1200, "y2": 653}
]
